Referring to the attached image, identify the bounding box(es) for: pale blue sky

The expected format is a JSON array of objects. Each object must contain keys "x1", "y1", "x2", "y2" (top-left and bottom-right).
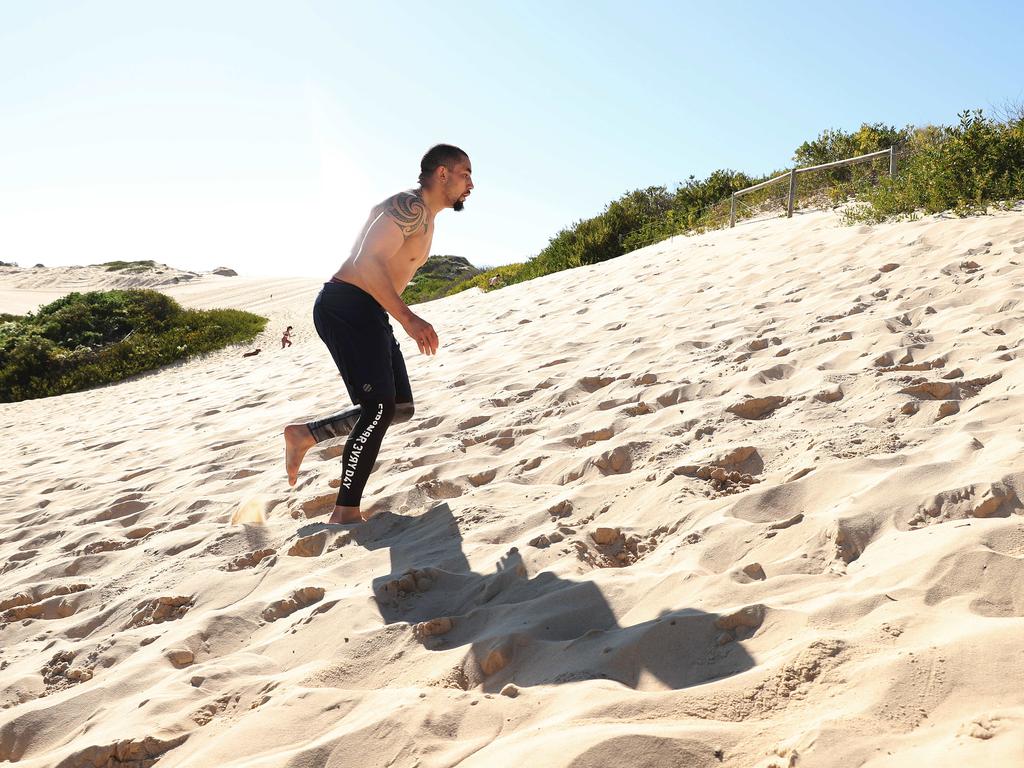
[{"x1": 2, "y1": 1, "x2": 1022, "y2": 276}]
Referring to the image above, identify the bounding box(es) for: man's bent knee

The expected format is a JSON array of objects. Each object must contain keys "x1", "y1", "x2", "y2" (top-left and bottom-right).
[
  {"x1": 393, "y1": 401, "x2": 415, "y2": 424},
  {"x1": 354, "y1": 397, "x2": 397, "y2": 434},
  {"x1": 336, "y1": 397, "x2": 396, "y2": 508}
]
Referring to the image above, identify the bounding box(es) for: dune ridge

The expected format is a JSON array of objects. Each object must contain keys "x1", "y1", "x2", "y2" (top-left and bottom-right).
[{"x1": 1, "y1": 208, "x2": 1023, "y2": 767}]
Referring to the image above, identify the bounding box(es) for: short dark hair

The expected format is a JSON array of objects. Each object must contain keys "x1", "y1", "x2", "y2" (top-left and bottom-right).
[{"x1": 419, "y1": 144, "x2": 468, "y2": 186}]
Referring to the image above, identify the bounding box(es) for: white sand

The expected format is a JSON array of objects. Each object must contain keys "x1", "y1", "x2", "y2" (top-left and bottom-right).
[{"x1": 1, "y1": 208, "x2": 1023, "y2": 767}]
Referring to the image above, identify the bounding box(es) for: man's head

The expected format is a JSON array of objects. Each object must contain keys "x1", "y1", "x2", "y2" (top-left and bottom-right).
[{"x1": 419, "y1": 144, "x2": 473, "y2": 211}]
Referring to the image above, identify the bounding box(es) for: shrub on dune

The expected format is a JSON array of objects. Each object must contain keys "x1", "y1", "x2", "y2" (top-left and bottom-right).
[
  {"x1": 0, "y1": 290, "x2": 266, "y2": 403},
  {"x1": 450, "y1": 107, "x2": 1024, "y2": 297}
]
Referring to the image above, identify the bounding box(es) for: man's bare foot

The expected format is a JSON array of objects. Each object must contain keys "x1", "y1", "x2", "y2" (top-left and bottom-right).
[
  {"x1": 284, "y1": 424, "x2": 316, "y2": 486},
  {"x1": 328, "y1": 505, "x2": 364, "y2": 524}
]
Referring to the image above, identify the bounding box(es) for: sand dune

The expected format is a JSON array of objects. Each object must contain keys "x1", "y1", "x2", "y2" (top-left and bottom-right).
[{"x1": 2, "y1": 207, "x2": 1023, "y2": 767}]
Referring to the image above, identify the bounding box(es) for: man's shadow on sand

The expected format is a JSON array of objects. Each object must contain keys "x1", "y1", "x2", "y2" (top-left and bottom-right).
[{"x1": 300, "y1": 503, "x2": 755, "y2": 692}]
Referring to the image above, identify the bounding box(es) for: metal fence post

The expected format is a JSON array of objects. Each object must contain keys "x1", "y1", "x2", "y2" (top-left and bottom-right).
[
  {"x1": 787, "y1": 168, "x2": 797, "y2": 218},
  {"x1": 730, "y1": 194, "x2": 736, "y2": 228},
  {"x1": 889, "y1": 146, "x2": 896, "y2": 177}
]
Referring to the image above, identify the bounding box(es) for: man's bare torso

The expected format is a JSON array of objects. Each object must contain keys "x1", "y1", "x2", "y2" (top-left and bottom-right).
[{"x1": 332, "y1": 190, "x2": 434, "y2": 295}]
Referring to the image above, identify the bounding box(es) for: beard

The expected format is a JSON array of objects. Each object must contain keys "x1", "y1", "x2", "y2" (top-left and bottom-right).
[{"x1": 453, "y1": 198, "x2": 465, "y2": 212}]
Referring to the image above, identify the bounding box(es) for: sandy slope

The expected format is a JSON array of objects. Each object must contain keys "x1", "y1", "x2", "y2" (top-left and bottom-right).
[
  {"x1": 0, "y1": 264, "x2": 295, "y2": 318},
  {"x1": 1, "y1": 208, "x2": 1023, "y2": 767}
]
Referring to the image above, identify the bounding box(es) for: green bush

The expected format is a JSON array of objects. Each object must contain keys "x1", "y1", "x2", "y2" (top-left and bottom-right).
[
  {"x1": 401, "y1": 255, "x2": 482, "y2": 304},
  {"x1": 0, "y1": 290, "x2": 266, "y2": 402},
  {"x1": 448, "y1": 262, "x2": 531, "y2": 295},
  {"x1": 794, "y1": 123, "x2": 910, "y2": 181},
  {"x1": 448, "y1": 173, "x2": 759, "y2": 294},
  {"x1": 846, "y1": 110, "x2": 1024, "y2": 222},
  {"x1": 445, "y1": 108, "x2": 1023, "y2": 301},
  {"x1": 98, "y1": 259, "x2": 159, "y2": 272}
]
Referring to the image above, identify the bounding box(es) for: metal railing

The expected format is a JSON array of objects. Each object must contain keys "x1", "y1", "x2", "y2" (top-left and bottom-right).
[{"x1": 729, "y1": 146, "x2": 896, "y2": 227}]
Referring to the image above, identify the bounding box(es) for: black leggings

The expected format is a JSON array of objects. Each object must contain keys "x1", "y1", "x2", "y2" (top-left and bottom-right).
[
  {"x1": 307, "y1": 400, "x2": 413, "y2": 506},
  {"x1": 308, "y1": 280, "x2": 415, "y2": 507}
]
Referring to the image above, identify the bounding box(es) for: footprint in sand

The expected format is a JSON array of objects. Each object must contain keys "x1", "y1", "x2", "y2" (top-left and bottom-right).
[
  {"x1": 487, "y1": 436, "x2": 516, "y2": 454},
  {"x1": 727, "y1": 396, "x2": 787, "y2": 420},
  {"x1": 655, "y1": 385, "x2": 694, "y2": 407},
  {"x1": 903, "y1": 483, "x2": 1018, "y2": 530},
  {"x1": 515, "y1": 455, "x2": 545, "y2": 473},
  {"x1": 41, "y1": 649, "x2": 95, "y2": 692},
  {"x1": 209, "y1": 439, "x2": 246, "y2": 452},
  {"x1": 713, "y1": 604, "x2": 767, "y2": 644},
  {"x1": 412, "y1": 415, "x2": 446, "y2": 431},
  {"x1": 82, "y1": 439, "x2": 125, "y2": 451},
  {"x1": 462, "y1": 428, "x2": 523, "y2": 451},
  {"x1": 261, "y1": 587, "x2": 325, "y2": 622},
  {"x1": 547, "y1": 499, "x2": 573, "y2": 520},
  {"x1": 287, "y1": 531, "x2": 328, "y2": 557},
  {"x1": 118, "y1": 467, "x2": 156, "y2": 482},
  {"x1": 225, "y1": 548, "x2": 276, "y2": 571},
  {"x1": 511, "y1": 388, "x2": 538, "y2": 403},
  {"x1": 622, "y1": 401, "x2": 655, "y2": 417},
  {"x1": 413, "y1": 616, "x2": 453, "y2": 640},
  {"x1": 192, "y1": 693, "x2": 241, "y2": 726},
  {"x1": 41, "y1": 479, "x2": 84, "y2": 494},
  {"x1": 814, "y1": 386, "x2": 844, "y2": 403},
  {"x1": 79, "y1": 539, "x2": 137, "y2": 556},
  {"x1": 673, "y1": 464, "x2": 760, "y2": 497},
  {"x1": 898, "y1": 381, "x2": 955, "y2": 399},
  {"x1": 55, "y1": 736, "x2": 187, "y2": 765},
  {"x1": 764, "y1": 512, "x2": 805, "y2": 538},
  {"x1": 831, "y1": 516, "x2": 880, "y2": 565},
  {"x1": 536, "y1": 357, "x2": 570, "y2": 370},
  {"x1": 467, "y1": 468, "x2": 498, "y2": 487},
  {"x1": 753, "y1": 364, "x2": 795, "y2": 384},
  {"x1": 568, "y1": 525, "x2": 668, "y2": 568},
  {"x1": 562, "y1": 444, "x2": 638, "y2": 484},
  {"x1": 1, "y1": 584, "x2": 89, "y2": 622},
  {"x1": 379, "y1": 567, "x2": 437, "y2": 599},
  {"x1": 126, "y1": 596, "x2": 194, "y2": 629},
  {"x1": 89, "y1": 494, "x2": 149, "y2": 524},
  {"x1": 291, "y1": 493, "x2": 336, "y2": 520},
  {"x1": 457, "y1": 414, "x2": 491, "y2": 430},
  {"x1": 577, "y1": 375, "x2": 616, "y2": 393},
  {"x1": 1, "y1": 549, "x2": 35, "y2": 576},
  {"x1": 565, "y1": 426, "x2": 617, "y2": 448},
  {"x1": 417, "y1": 479, "x2": 465, "y2": 501},
  {"x1": 817, "y1": 331, "x2": 853, "y2": 344}
]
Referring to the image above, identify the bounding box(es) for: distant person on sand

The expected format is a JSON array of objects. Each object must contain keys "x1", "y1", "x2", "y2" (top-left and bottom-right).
[
  {"x1": 281, "y1": 326, "x2": 293, "y2": 348},
  {"x1": 283, "y1": 144, "x2": 473, "y2": 524}
]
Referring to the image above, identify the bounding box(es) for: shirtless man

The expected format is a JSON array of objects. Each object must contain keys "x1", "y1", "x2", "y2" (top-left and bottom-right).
[{"x1": 283, "y1": 144, "x2": 473, "y2": 524}]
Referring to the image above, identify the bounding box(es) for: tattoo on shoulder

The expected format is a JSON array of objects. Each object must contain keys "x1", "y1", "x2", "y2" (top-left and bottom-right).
[{"x1": 385, "y1": 192, "x2": 428, "y2": 238}]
